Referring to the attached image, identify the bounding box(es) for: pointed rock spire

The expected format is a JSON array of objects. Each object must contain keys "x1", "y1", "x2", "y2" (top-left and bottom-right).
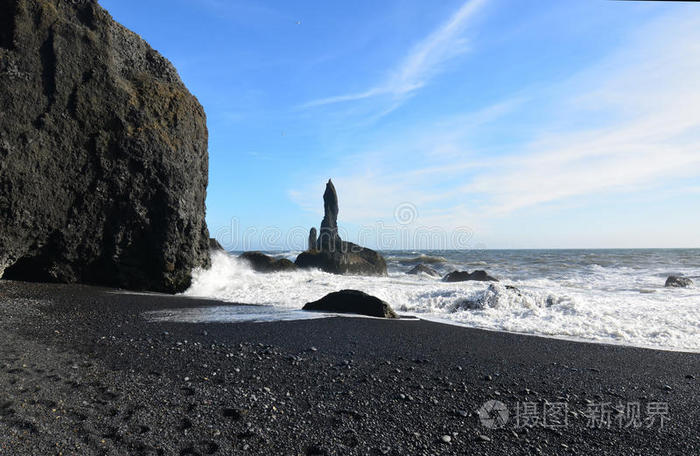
[
  {"x1": 318, "y1": 179, "x2": 340, "y2": 250},
  {"x1": 295, "y1": 179, "x2": 387, "y2": 276}
]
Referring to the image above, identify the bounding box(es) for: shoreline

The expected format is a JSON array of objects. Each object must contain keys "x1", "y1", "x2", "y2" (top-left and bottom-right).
[
  {"x1": 415, "y1": 315, "x2": 700, "y2": 355},
  {"x1": 186, "y1": 249, "x2": 700, "y2": 354},
  {"x1": 123, "y1": 288, "x2": 700, "y2": 355},
  {"x1": 1, "y1": 279, "x2": 699, "y2": 455}
]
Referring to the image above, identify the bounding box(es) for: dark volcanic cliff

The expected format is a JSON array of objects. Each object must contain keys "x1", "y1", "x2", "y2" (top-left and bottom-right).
[{"x1": 0, "y1": 0, "x2": 210, "y2": 292}]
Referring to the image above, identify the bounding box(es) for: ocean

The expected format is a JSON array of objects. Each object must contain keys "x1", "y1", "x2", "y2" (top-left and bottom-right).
[{"x1": 176, "y1": 249, "x2": 700, "y2": 352}]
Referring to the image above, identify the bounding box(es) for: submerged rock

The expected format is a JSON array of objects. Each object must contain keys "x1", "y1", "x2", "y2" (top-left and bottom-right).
[
  {"x1": 665, "y1": 276, "x2": 694, "y2": 288},
  {"x1": 406, "y1": 264, "x2": 440, "y2": 277},
  {"x1": 240, "y1": 252, "x2": 297, "y2": 273},
  {"x1": 295, "y1": 180, "x2": 387, "y2": 276},
  {"x1": 0, "y1": 0, "x2": 210, "y2": 292},
  {"x1": 443, "y1": 270, "x2": 498, "y2": 282},
  {"x1": 504, "y1": 284, "x2": 523, "y2": 295},
  {"x1": 398, "y1": 255, "x2": 447, "y2": 265},
  {"x1": 303, "y1": 290, "x2": 398, "y2": 318},
  {"x1": 454, "y1": 283, "x2": 521, "y2": 310}
]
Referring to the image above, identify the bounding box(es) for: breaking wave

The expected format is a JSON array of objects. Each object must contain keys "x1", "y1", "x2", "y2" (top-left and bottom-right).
[{"x1": 181, "y1": 250, "x2": 700, "y2": 352}]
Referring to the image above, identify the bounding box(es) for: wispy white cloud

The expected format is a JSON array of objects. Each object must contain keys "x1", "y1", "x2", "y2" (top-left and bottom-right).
[
  {"x1": 288, "y1": 96, "x2": 519, "y2": 223},
  {"x1": 301, "y1": 0, "x2": 487, "y2": 109},
  {"x1": 301, "y1": 87, "x2": 387, "y2": 108},
  {"x1": 290, "y1": 12, "x2": 700, "y2": 247},
  {"x1": 465, "y1": 15, "x2": 700, "y2": 216}
]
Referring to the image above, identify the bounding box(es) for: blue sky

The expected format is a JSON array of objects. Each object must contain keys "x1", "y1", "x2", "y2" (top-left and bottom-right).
[{"x1": 100, "y1": 0, "x2": 700, "y2": 250}]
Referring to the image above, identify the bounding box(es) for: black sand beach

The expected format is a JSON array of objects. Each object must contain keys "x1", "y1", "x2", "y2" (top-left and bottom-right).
[{"x1": 1, "y1": 280, "x2": 698, "y2": 455}]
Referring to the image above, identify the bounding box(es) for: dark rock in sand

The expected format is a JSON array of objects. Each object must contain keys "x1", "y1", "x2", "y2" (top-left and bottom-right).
[
  {"x1": 303, "y1": 290, "x2": 398, "y2": 318},
  {"x1": 443, "y1": 270, "x2": 498, "y2": 282},
  {"x1": 407, "y1": 264, "x2": 440, "y2": 277},
  {"x1": 665, "y1": 276, "x2": 694, "y2": 288},
  {"x1": 295, "y1": 180, "x2": 387, "y2": 276},
  {"x1": 0, "y1": 0, "x2": 210, "y2": 293},
  {"x1": 209, "y1": 238, "x2": 225, "y2": 252},
  {"x1": 308, "y1": 228, "x2": 317, "y2": 251},
  {"x1": 240, "y1": 252, "x2": 297, "y2": 273}
]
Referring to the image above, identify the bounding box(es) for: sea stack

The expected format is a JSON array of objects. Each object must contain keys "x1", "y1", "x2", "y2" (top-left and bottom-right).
[
  {"x1": 308, "y1": 228, "x2": 318, "y2": 252},
  {"x1": 318, "y1": 179, "x2": 340, "y2": 250},
  {"x1": 295, "y1": 180, "x2": 387, "y2": 275},
  {"x1": 0, "y1": 0, "x2": 210, "y2": 293}
]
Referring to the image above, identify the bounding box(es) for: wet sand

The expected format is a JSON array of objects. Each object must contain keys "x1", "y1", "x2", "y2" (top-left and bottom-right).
[{"x1": 0, "y1": 279, "x2": 698, "y2": 455}]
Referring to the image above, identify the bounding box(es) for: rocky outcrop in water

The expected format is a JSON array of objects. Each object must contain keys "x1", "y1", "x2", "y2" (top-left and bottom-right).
[
  {"x1": 665, "y1": 276, "x2": 694, "y2": 288},
  {"x1": 0, "y1": 0, "x2": 210, "y2": 293},
  {"x1": 407, "y1": 264, "x2": 440, "y2": 277},
  {"x1": 295, "y1": 180, "x2": 387, "y2": 276},
  {"x1": 443, "y1": 270, "x2": 498, "y2": 283},
  {"x1": 318, "y1": 180, "x2": 340, "y2": 250},
  {"x1": 303, "y1": 290, "x2": 398, "y2": 318},
  {"x1": 399, "y1": 255, "x2": 447, "y2": 265},
  {"x1": 240, "y1": 252, "x2": 297, "y2": 273},
  {"x1": 455, "y1": 284, "x2": 523, "y2": 310},
  {"x1": 308, "y1": 228, "x2": 317, "y2": 252}
]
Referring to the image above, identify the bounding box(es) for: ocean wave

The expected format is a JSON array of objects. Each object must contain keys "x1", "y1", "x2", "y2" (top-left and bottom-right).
[
  {"x1": 394, "y1": 254, "x2": 448, "y2": 265},
  {"x1": 447, "y1": 284, "x2": 568, "y2": 312},
  {"x1": 181, "y1": 250, "x2": 700, "y2": 351}
]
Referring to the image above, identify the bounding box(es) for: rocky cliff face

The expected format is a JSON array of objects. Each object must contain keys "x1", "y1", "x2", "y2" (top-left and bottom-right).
[{"x1": 0, "y1": 0, "x2": 210, "y2": 292}]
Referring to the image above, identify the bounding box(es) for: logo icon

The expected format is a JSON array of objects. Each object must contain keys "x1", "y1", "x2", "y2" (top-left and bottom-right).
[
  {"x1": 393, "y1": 202, "x2": 418, "y2": 225},
  {"x1": 478, "y1": 400, "x2": 509, "y2": 429}
]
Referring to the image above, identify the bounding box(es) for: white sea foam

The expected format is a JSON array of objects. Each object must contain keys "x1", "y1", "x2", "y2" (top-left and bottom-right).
[{"x1": 180, "y1": 251, "x2": 700, "y2": 352}]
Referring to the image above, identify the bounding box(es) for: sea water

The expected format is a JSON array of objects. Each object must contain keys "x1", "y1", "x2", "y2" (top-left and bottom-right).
[{"x1": 174, "y1": 249, "x2": 700, "y2": 352}]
